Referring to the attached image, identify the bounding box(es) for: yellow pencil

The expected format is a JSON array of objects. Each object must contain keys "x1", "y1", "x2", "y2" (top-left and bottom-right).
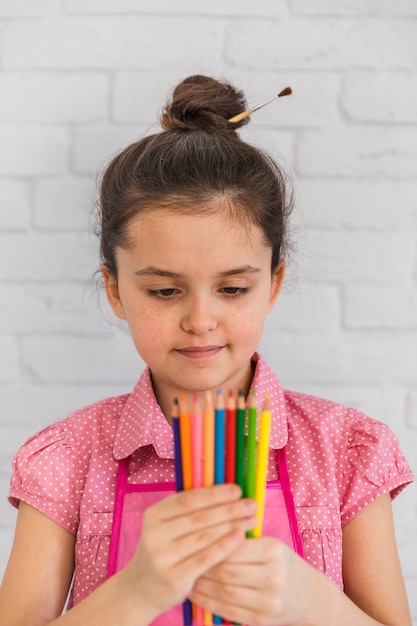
[{"x1": 253, "y1": 393, "x2": 271, "y2": 537}]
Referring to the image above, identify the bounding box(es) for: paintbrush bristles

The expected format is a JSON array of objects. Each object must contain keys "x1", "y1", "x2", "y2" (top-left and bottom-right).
[
  {"x1": 278, "y1": 86, "x2": 292, "y2": 98},
  {"x1": 228, "y1": 86, "x2": 292, "y2": 124}
]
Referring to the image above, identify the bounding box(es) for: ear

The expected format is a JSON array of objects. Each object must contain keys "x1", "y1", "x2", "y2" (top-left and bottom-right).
[
  {"x1": 101, "y1": 265, "x2": 127, "y2": 320},
  {"x1": 267, "y1": 262, "x2": 285, "y2": 312}
]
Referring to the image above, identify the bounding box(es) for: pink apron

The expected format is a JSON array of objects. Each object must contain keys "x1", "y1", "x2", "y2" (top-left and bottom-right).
[{"x1": 107, "y1": 447, "x2": 304, "y2": 626}]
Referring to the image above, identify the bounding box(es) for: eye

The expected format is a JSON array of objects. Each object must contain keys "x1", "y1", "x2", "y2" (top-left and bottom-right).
[
  {"x1": 147, "y1": 288, "x2": 180, "y2": 299},
  {"x1": 220, "y1": 286, "x2": 250, "y2": 298}
]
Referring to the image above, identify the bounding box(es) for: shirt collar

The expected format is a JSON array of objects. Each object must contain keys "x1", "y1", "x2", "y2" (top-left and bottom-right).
[{"x1": 113, "y1": 352, "x2": 288, "y2": 460}]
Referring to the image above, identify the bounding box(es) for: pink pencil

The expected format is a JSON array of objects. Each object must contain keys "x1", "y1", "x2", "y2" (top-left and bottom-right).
[{"x1": 191, "y1": 396, "x2": 203, "y2": 488}]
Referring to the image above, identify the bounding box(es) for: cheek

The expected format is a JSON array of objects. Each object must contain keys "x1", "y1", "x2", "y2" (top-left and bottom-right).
[
  {"x1": 230, "y1": 302, "x2": 266, "y2": 336},
  {"x1": 127, "y1": 306, "x2": 174, "y2": 346}
]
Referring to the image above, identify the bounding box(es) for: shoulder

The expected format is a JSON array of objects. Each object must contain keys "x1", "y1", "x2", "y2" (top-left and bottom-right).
[
  {"x1": 283, "y1": 388, "x2": 352, "y2": 445},
  {"x1": 8, "y1": 391, "x2": 131, "y2": 532}
]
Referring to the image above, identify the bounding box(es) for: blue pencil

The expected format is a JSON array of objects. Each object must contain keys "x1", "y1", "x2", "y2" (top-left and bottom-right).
[
  {"x1": 172, "y1": 402, "x2": 193, "y2": 626},
  {"x1": 213, "y1": 390, "x2": 225, "y2": 625},
  {"x1": 214, "y1": 389, "x2": 225, "y2": 485}
]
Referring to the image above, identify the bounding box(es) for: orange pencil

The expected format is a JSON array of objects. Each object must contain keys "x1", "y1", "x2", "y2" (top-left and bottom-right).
[{"x1": 179, "y1": 394, "x2": 192, "y2": 490}]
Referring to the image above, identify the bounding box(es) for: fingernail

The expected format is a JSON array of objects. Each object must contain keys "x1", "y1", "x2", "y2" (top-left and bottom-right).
[{"x1": 245, "y1": 499, "x2": 258, "y2": 512}]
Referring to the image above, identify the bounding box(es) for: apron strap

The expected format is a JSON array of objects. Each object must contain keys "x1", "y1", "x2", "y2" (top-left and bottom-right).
[
  {"x1": 276, "y1": 447, "x2": 305, "y2": 558},
  {"x1": 107, "y1": 457, "x2": 130, "y2": 577}
]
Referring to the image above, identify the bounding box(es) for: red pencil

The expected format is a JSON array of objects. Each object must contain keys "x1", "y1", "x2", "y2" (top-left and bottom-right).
[{"x1": 225, "y1": 389, "x2": 236, "y2": 483}]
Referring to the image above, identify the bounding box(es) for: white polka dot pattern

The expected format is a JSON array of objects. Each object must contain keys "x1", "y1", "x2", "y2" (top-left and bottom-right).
[{"x1": 7, "y1": 353, "x2": 413, "y2": 607}]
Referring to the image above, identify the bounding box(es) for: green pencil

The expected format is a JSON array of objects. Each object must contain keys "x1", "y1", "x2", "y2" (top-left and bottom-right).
[
  {"x1": 236, "y1": 389, "x2": 246, "y2": 494},
  {"x1": 246, "y1": 390, "x2": 257, "y2": 538}
]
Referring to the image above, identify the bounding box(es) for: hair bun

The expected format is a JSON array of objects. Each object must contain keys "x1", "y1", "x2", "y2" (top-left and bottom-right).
[{"x1": 160, "y1": 74, "x2": 249, "y2": 134}]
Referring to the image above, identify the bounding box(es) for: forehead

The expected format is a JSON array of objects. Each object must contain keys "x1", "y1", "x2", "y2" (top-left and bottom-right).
[{"x1": 119, "y1": 207, "x2": 271, "y2": 271}]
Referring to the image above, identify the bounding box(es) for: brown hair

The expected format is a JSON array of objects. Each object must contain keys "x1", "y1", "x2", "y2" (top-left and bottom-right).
[{"x1": 98, "y1": 74, "x2": 293, "y2": 277}]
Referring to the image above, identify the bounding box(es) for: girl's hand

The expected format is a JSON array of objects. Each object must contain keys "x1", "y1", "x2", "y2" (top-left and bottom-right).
[
  {"x1": 123, "y1": 484, "x2": 258, "y2": 620},
  {"x1": 191, "y1": 536, "x2": 313, "y2": 626}
]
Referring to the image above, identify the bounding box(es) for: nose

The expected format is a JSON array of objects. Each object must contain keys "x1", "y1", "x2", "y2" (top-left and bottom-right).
[{"x1": 180, "y1": 294, "x2": 218, "y2": 335}]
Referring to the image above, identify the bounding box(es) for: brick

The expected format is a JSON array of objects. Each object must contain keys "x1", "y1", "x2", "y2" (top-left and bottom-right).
[
  {"x1": 298, "y1": 231, "x2": 413, "y2": 284},
  {"x1": 240, "y1": 127, "x2": 295, "y2": 172},
  {"x1": 0, "y1": 0, "x2": 59, "y2": 17},
  {"x1": 260, "y1": 331, "x2": 417, "y2": 385},
  {"x1": 0, "y1": 233, "x2": 96, "y2": 281},
  {"x1": 21, "y1": 335, "x2": 143, "y2": 383},
  {"x1": 406, "y1": 392, "x2": 417, "y2": 430},
  {"x1": 0, "y1": 427, "x2": 37, "y2": 471},
  {"x1": 0, "y1": 382, "x2": 132, "y2": 428},
  {"x1": 0, "y1": 283, "x2": 105, "y2": 334},
  {"x1": 63, "y1": 0, "x2": 285, "y2": 16},
  {"x1": 34, "y1": 177, "x2": 94, "y2": 230},
  {"x1": 0, "y1": 126, "x2": 68, "y2": 176},
  {"x1": 341, "y1": 72, "x2": 417, "y2": 123},
  {"x1": 267, "y1": 283, "x2": 340, "y2": 332},
  {"x1": 296, "y1": 180, "x2": 417, "y2": 231},
  {"x1": 0, "y1": 73, "x2": 108, "y2": 123},
  {"x1": 0, "y1": 339, "x2": 19, "y2": 382},
  {"x1": 344, "y1": 286, "x2": 417, "y2": 329},
  {"x1": 113, "y1": 71, "x2": 339, "y2": 128},
  {"x1": 288, "y1": 383, "x2": 405, "y2": 427},
  {"x1": 112, "y1": 71, "x2": 186, "y2": 125},
  {"x1": 3, "y1": 17, "x2": 224, "y2": 69},
  {"x1": 241, "y1": 72, "x2": 339, "y2": 129},
  {"x1": 0, "y1": 181, "x2": 30, "y2": 229},
  {"x1": 296, "y1": 128, "x2": 417, "y2": 178},
  {"x1": 291, "y1": 0, "x2": 417, "y2": 17},
  {"x1": 72, "y1": 123, "x2": 146, "y2": 174},
  {"x1": 226, "y1": 19, "x2": 417, "y2": 70}
]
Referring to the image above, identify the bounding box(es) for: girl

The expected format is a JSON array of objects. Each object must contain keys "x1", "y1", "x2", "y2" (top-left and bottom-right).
[{"x1": 0, "y1": 75, "x2": 413, "y2": 626}]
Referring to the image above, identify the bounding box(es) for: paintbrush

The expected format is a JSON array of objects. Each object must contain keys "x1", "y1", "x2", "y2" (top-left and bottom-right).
[{"x1": 228, "y1": 86, "x2": 292, "y2": 123}]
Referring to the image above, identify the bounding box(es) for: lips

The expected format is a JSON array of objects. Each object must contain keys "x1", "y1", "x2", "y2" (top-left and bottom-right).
[{"x1": 176, "y1": 346, "x2": 224, "y2": 359}]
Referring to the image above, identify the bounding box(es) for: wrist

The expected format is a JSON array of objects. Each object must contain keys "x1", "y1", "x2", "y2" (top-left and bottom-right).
[{"x1": 114, "y1": 566, "x2": 160, "y2": 626}]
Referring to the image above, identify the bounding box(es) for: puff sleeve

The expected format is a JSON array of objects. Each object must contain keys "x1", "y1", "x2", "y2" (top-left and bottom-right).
[
  {"x1": 8, "y1": 423, "x2": 84, "y2": 535},
  {"x1": 340, "y1": 410, "x2": 413, "y2": 526}
]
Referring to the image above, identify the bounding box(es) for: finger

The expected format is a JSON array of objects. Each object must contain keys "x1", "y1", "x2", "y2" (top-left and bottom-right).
[
  {"x1": 150, "y1": 484, "x2": 243, "y2": 522},
  {"x1": 190, "y1": 580, "x2": 267, "y2": 626},
  {"x1": 159, "y1": 512, "x2": 258, "y2": 571},
  {"x1": 214, "y1": 535, "x2": 281, "y2": 564},
  {"x1": 175, "y1": 526, "x2": 249, "y2": 591},
  {"x1": 144, "y1": 494, "x2": 258, "y2": 544}
]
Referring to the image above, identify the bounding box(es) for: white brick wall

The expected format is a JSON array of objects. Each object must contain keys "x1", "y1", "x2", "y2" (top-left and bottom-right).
[{"x1": 0, "y1": 2, "x2": 416, "y2": 622}]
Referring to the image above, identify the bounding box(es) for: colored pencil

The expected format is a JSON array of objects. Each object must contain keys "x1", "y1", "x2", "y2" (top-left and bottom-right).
[
  {"x1": 214, "y1": 390, "x2": 225, "y2": 485},
  {"x1": 225, "y1": 390, "x2": 236, "y2": 483},
  {"x1": 246, "y1": 391, "x2": 257, "y2": 538},
  {"x1": 191, "y1": 396, "x2": 203, "y2": 489},
  {"x1": 203, "y1": 392, "x2": 214, "y2": 626},
  {"x1": 253, "y1": 393, "x2": 272, "y2": 537},
  {"x1": 246, "y1": 390, "x2": 257, "y2": 499},
  {"x1": 191, "y1": 396, "x2": 204, "y2": 626},
  {"x1": 213, "y1": 390, "x2": 225, "y2": 624},
  {"x1": 203, "y1": 391, "x2": 215, "y2": 488},
  {"x1": 179, "y1": 394, "x2": 193, "y2": 490},
  {"x1": 235, "y1": 390, "x2": 246, "y2": 494},
  {"x1": 172, "y1": 400, "x2": 193, "y2": 626}
]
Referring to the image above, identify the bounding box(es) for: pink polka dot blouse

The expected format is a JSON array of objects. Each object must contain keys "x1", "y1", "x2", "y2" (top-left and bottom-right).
[{"x1": 8, "y1": 353, "x2": 413, "y2": 609}]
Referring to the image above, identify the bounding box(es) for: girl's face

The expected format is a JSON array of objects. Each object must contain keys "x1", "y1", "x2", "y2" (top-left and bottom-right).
[{"x1": 103, "y1": 205, "x2": 283, "y2": 417}]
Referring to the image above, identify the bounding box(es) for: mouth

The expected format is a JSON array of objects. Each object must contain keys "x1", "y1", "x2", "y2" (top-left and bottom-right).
[{"x1": 175, "y1": 346, "x2": 224, "y2": 360}]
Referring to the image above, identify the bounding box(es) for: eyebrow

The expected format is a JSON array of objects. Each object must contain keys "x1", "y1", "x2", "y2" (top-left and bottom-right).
[{"x1": 135, "y1": 265, "x2": 261, "y2": 278}]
